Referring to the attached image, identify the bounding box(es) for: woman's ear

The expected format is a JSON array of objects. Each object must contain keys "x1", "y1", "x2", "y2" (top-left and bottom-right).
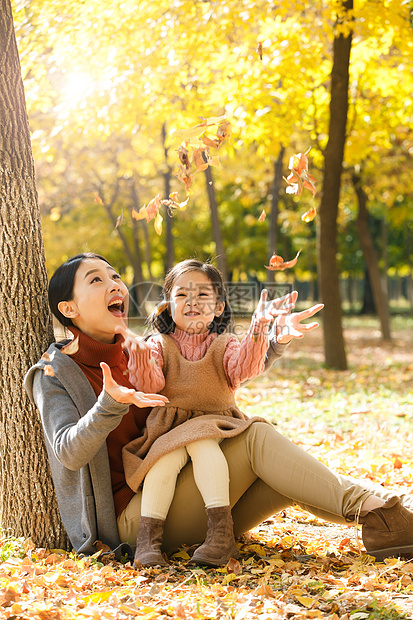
[
  {"x1": 58, "y1": 300, "x2": 79, "y2": 319},
  {"x1": 214, "y1": 301, "x2": 226, "y2": 317}
]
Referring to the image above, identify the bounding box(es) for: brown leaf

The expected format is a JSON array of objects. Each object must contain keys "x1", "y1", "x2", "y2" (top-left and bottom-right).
[
  {"x1": 94, "y1": 540, "x2": 111, "y2": 553},
  {"x1": 193, "y1": 147, "x2": 209, "y2": 172},
  {"x1": 257, "y1": 42, "x2": 263, "y2": 60},
  {"x1": 43, "y1": 365, "x2": 55, "y2": 377},
  {"x1": 258, "y1": 209, "x2": 266, "y2": 222},
  {"x1": 217, "y1": 121, "x2": 231, "y2": 145},
  {"x1": 94, "y1": 192, "x2": 104, "y2": 205},
  {"x1": 264, "y1": 250, "x2": 301, "y2": 271},
  {"x1": 226, "y1": 557, "x2": 242, "y2": 575},
  {"x1": 41, "y1": 352, "x2": 51, "y2": 362},
  {"x1": 301, "y1": 206, "x2": 317, "y2": 222}
]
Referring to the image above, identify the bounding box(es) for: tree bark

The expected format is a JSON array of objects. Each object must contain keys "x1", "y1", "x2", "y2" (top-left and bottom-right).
[
  {"x1": 353, "y1": 173, "x2": 391, "y2": 340},
  {"x1": 317, "y1": 0, "x2": 353, "y2": 369},
  {"x1": 204, "y1": 166, "x2": 228, "y2": 283},
  {"x1": 0, "y1": 0, "x2": 68, "y2": 548}
]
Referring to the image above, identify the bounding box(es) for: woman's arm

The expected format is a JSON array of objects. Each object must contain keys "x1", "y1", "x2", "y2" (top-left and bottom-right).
[
  {"x1": 32, "y1": 369, "x2": 130, "y2": 471},
  {"x1": 31, "y1": 363, "x2": 168, "y2": 472}
]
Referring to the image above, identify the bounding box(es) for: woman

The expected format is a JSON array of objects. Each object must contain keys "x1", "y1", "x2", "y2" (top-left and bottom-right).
[{"x1": 24, "y1": 253, "x2": 413, "y2": 563}]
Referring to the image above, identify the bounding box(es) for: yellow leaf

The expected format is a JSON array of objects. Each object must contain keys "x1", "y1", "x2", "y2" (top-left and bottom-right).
[
  {"x1": 222, "y1": 573, "x2": 238, "y2": 584},
  {"x1": 154, "y1": 212, "x2": 163, "y2": 235},
  {"x1": 82, "y1": 591, "x2": 113, "y2": 604},
  {"x1": 171, "y1": 549, "x2": 190, "y2": 560},
  {"x1": 296, "y1": 595, "x2": 316, "y2": 608}
]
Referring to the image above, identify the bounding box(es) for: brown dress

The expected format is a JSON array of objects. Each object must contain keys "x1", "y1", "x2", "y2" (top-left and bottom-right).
[{"x1": 122, "y1": 333, "x2": 269, "y2": 492}]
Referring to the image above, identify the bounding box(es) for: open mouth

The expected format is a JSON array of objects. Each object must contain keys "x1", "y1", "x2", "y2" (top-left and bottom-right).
[
  {"x1": 185, "y1": 311, "x2": 200, "y2": 316},
  {"x1": 108, "y1": 298, "x2": 125, "y2": 316}
]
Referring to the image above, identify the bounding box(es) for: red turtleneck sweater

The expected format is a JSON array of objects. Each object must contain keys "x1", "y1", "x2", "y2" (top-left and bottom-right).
[{"x1": 67, "y1": 327, "x2": 151, "y2": 517}]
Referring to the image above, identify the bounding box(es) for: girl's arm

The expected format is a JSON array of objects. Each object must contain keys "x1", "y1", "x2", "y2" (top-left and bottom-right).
[
  {"x1": 125, "y1": 334, "x2": 166, "y2": 393},
  {"x1": 30, "y1": 363, "x2": 167, "y2": 472},
  {"x1": 225, "y1": 289, "x2": 287, "y2": 388}
]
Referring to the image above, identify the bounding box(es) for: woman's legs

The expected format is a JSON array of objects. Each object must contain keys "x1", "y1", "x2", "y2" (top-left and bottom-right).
[{"x1": 119, "y1": 423, "x2": 377, "y2": 554}]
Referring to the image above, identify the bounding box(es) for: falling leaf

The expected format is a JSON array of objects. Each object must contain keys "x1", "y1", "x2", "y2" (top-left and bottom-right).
[
  {"x1": 94, "y1": 192, "x2": 104, "y2": 205},
  {"x1": 132, "y1": 206, "x2": 147, "y2": 221},
  {"x1": 43, "y1": 365, "x2": 54, "y2": 377},
  {"x1": 394, "y1": 457, "x2": 403, "y2": 469},
  {"x1": 193, "y1": 147, "x2": 209, "y2": 172},
  {"x1": 301, "y1": 206, "x2": 317, "y2": 222},
  {"x1": 145, "y1": 195, "x2": 162, "y2": 222},
  {"x1": 202, "y1": 135, "x2": 219, "y2": 149},
  {"x1": 284, "y1": 148, "x2": 317, "y2": 197},
  {"x1": 257, "y1": 42, "x2": 263, "y2": 60},
  {"x1": 258, "y1": 209, "x2": 266, "y2": 222},
  {"x1": 217, "y1": 121, "x2": 232, "y2": 145},
  {"x1": 154, "y1": 212, "x2": 163, "y2": 235},
  {"x1": 170, "y1": 123, "x2": 209, "y2": 142},
  {"x1": 115, "y1": 211, "x2": 123, "y2": 229},
  {"x1": 61, "y1": 336, "x2": 79, "y2": 356},
  {"x1": 264, "y1": 250, "x2": 301, "y2": 271}
]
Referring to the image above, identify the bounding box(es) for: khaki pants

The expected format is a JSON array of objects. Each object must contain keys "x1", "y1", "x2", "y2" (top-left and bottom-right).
[{"x1": 118, "y1": 422, "x2": 373, "y2": 553}]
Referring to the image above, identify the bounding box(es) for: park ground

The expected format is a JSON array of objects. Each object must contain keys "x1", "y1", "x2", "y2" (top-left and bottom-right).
[{"x1": 1, "y1": 315, "x2": 413, "y2": 619}]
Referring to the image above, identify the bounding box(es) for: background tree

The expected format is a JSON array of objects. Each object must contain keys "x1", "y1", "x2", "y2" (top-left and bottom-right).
[{"x1": 0, "y1": 0, "x2": 67, "y2": 547}]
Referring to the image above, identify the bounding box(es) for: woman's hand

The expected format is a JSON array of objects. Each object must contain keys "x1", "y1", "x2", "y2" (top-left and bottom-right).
[
  {"x1": 275, "y1": 301, "x2": 324, "y2": 344},
  {"x1": 100, "y1": 362, "x2": 169, "y2": 408},
  {"x1": 254, "y1": 290, "x2": 298, "y2": 324}
]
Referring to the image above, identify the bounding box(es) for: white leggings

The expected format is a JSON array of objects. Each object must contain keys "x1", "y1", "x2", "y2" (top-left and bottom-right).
[{"x1": 141, "y1": 438, "x2": 230, "y2": 520}]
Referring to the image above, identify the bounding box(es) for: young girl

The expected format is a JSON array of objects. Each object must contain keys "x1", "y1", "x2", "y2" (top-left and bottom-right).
[{"x1": 122, "y1": 260, "x2": 309, "y2": 567}]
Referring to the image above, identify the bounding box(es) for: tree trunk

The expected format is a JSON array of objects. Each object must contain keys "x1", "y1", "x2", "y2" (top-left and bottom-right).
[
  {"x1": 162, "y1": 123, "x2": 174, "y2": 272},
  {"x1": 317, "y1": 0, "x2": 353, "y2": 369},
  {"x1": 204, "y1": 166, "x2": 228, "y2": 283},
  {"x1": 0, "y1": 0, "x2": 68, "y2": 548},
  {"x1": 353, "y1": 173, "x2": 391, "y2": 340}
]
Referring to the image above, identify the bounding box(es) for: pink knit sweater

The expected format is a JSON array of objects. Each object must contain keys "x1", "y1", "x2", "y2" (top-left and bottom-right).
[{"x1": 128, "y1": 316, "x2": 270, "y2": 394}]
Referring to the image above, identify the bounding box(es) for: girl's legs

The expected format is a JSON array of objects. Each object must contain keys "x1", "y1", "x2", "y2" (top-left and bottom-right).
[
  {"x1": 134, "y1": 447, "x2": 188, "y2": 566},
  {"x1": 186, "y1": 439, "x2": 229, "y2": 507},
  {"x1": 141, "y1": 447, "x2": 188, "y2": 519},
  {"x1": 186, "y1": 439, "x2": 238, "y2": 565}
]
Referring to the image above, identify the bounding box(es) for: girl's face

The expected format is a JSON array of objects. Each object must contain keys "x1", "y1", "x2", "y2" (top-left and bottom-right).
[
  {"x1": 169, "y1": 270, "x2": 225, "y2": 334},
  {"x1": 57, "y1": 258, "x2": 129, "y2": 343}
]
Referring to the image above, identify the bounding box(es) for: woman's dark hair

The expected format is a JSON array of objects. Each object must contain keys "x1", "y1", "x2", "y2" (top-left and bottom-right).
[
  {"x1": 149, "y1": 259, "x2": 232, "y2": 335},
  {"x1": 48, "y1": 253, "x2": 112, "y2": 327}
]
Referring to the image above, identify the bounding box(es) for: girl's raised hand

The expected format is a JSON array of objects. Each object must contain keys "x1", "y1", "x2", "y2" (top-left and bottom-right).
[
  {"x1": 275, "y1": 302, "x2": 324, "y2": 344},
  {"x1": 115, "y1": 324, "x2": 151, "y2": 354},
  {"x1": 100, "y1": 362, "x2": 169, "y2": 408},
  {"x1": 254, "y1": 289, "x2": 298, "y2": 324}
]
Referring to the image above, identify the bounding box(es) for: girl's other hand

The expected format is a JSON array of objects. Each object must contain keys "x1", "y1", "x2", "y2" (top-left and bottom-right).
[
  {"x1": 115, "y1": 324, "x2": 151, "y2": 354},
  {"x1": 275, "y1": 302, "x2": 324, "y2": 344},
  {"x1": 100, "y1": 362, "x2": 169, "y2": 408}
]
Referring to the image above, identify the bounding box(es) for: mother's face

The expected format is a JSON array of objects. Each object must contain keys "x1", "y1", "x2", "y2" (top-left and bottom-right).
[{"x1": 57, "y1": 258, "x2": 129, "y2": 344}]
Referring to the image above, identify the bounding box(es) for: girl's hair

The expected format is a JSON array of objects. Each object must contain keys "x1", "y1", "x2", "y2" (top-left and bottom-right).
[
  {"x1": 48, "y1": 253, "x2": 112, "y2": 327},
  {"x1": 149, "y1": 259, "x2": 232, "y2": 334}
]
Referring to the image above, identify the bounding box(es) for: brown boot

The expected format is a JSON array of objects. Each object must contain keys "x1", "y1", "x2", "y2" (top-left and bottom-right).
[
  {"x1": 134, "y1": 516, "x2": 168, "y2": 567},
  {"x1": 191, "y1": 506, "x2": 240, "y2": 567},
  {"x1": 360, "y1": 496, "x2": 413, "y2": 561}
]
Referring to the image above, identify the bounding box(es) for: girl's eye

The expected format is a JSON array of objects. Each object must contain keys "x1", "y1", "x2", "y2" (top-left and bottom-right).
[
  {"x1": 175, "y1": 293, "x2": 186, "y2": 298},
  {"x1": 90, "y1": 276, "x2": 102, "y2": 283},
  {"x1": 112, "y1": 274, "x2": 121, "y2": 280}
]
